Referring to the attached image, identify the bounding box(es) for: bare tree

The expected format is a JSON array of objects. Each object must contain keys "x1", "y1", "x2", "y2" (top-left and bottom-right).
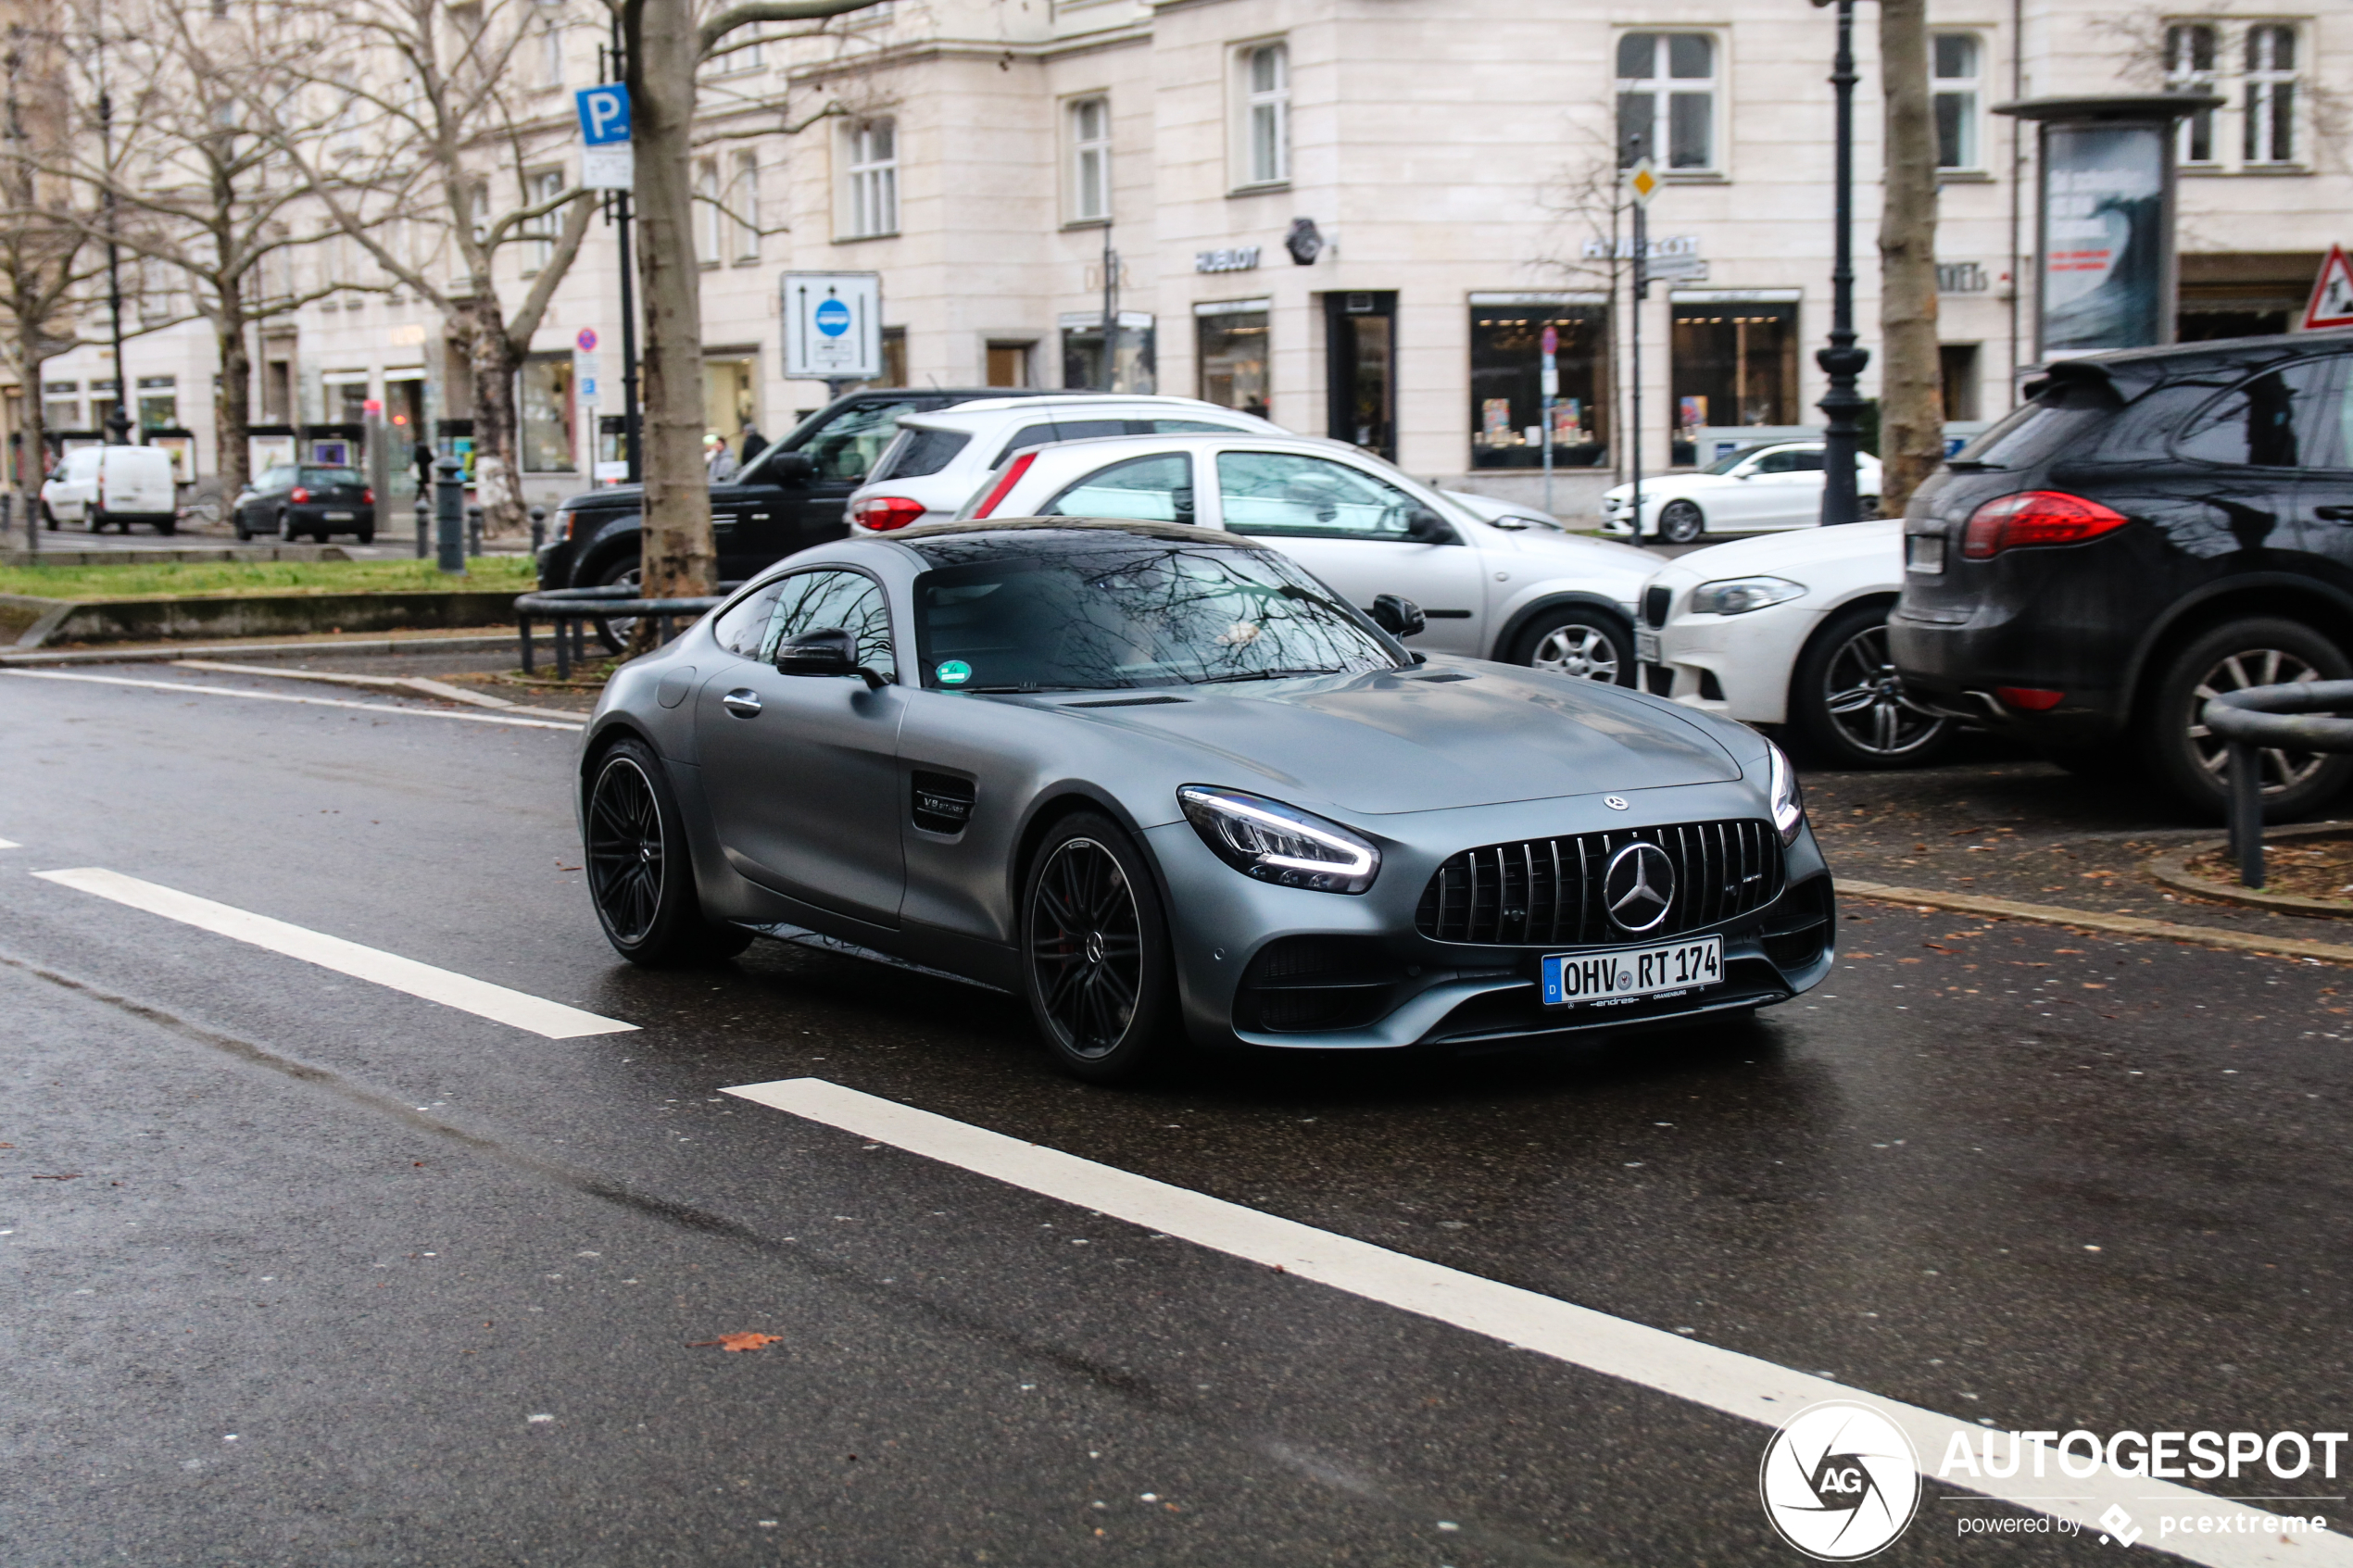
[
  {"x1": 620, "y1": 0, "x2": 887, "y2": 613},
  {"x1": 260, "y1": 0, "x2": 600, "y2": 538},
  {"x1": 1877, "y1": 0, "x2": 1944, "y2": 516},
  {"x1": 0, "y1": 13, "x2": 99, "y2": 524}
]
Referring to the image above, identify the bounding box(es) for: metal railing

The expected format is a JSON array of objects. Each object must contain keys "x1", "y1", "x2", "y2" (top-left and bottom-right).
[
  {"x1": 512, "y1": 583, "x2": 736, "y2": 678},
  {"x1": 2200, "y1": 679, "x2": 2353, "y2": 888}
]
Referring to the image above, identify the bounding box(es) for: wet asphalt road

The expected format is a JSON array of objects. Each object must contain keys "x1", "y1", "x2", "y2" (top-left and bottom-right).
[{"x1": 2, "y1": 662, "x2": 2350, "y2": 1566}]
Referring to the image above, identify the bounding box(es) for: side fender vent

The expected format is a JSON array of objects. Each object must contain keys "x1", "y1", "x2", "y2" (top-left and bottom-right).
[{"x1": 911, "y1": 771, "x2": 976, "y2": 835}]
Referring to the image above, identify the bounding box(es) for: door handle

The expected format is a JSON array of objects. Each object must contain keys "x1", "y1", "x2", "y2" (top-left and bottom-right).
[
  {"x1": 2315, "y1": 506, "x2": 2353, "y2": 521},
  {"x1": 722, "y1": 688, "x2": 762, "y2": 717}
]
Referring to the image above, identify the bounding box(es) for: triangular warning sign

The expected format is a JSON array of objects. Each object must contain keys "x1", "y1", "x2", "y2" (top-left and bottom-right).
[{"x1": 2302, "y1": 244, "x2": 2353, "y2": 331}]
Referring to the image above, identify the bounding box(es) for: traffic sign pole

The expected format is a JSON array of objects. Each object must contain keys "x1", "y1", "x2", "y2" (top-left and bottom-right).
[
  {"x1": 1540, "y1": 322, "x2": 1559, "y2": 515},
  {"x1": 1627, "y1": 154, "x2": 1657, "y2": 543}
]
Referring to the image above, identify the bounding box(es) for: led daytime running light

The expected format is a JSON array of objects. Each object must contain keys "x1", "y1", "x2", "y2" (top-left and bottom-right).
[
  {"x1": 1768, "y1": 744, "x2": 1805, "y2": 846},
  {"x1": 1177, "y1": 785, "x2": 1379, "y2": 894}
]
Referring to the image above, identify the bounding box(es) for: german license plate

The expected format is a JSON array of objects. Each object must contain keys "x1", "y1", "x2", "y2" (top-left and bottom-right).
[
  {"x1": 1636, "y1": 629, "x2": 1662, "y2": 665},
  {"x1": 1906, "y1": 533, "x2": 1945, "y2": 574},
  {"x1": 323, "y1": 511, "x2": 354, "y2": 521},
  {"x1": 1541, "y1": 935, "x2": 1722, "y2": 1010}
]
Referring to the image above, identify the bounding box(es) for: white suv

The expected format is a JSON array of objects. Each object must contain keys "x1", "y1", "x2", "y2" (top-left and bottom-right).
[{"x1": 846, "y1": 395, "x2": 1283, "y2": 533}]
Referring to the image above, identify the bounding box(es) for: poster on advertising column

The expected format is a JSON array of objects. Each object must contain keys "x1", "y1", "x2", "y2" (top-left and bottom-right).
[{"x1": 2039, "y1": 124, "x2": 2167, "y2": 357}]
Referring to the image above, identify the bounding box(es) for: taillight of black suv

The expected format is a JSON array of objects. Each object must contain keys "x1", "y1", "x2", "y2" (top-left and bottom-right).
[{"x1": 1888, "y1": 334, "x2": 2353, "y2": 822}]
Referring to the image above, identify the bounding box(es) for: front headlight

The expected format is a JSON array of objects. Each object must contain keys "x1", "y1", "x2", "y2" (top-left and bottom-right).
[
  {"x1": 1767, "y1": 742, "x2": 1806, "y2": 846},
  {"x1": 1177, "y1": 785, "x2": 1379, "y2": 895},
  {"x1": 1690, "y1": 576, "x2": 1807, "y2": 616}
]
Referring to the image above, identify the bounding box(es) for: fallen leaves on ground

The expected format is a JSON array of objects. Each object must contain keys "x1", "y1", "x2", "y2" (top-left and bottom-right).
[{"x1": 688, "y1": 1332, "x2": 784, "y2": 1352}]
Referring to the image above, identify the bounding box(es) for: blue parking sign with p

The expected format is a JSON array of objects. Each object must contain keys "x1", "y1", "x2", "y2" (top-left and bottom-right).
[{"x1": 576, "y1": 84, "x2": 631, "y2": 146}]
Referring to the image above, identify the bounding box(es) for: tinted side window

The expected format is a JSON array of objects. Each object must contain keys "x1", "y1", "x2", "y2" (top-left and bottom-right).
[
  {"x1": 1043, "y1": 454, "x2": 1194, "y2": 523},
  {"x1": 1216, "y1": 452, "x2": 1424, "y2": 538},
  {"x1": 872, "y1": 428, "x2": 971, "y2": 482},
  {"x1": 1751, "y1": 449, "x2": 1803, "y2": 474},
  {"x1": 796, "y1": 401, "x2": 922, "y2": 483},
  {"x1": 2174, "y1": 360, "x2": 2333, "y2": 468},
  {"x1": 1051, "y1": 420, "x2": 1126, "y2": 442},
  {"x1": 765, "y1": 570, "x2": 898, "y2": 681},
  {"x1": 992, "y1": 423, "x2": 1062, "y2": 466},
  {"x1": 1787, "y1": 449, "x2": 1825, "y2": 471},
  {"x1": 1147, "y1": 419, "x2": 1238, "y2": 434},
  {"x1": 712, "y1": 580, "x2": 787, "y2": 659}
]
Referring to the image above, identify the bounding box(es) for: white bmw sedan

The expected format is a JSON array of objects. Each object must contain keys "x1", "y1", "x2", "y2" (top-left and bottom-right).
[
  {"x1": 1601, "y1": 443, "x2": 1883, "y2": 544},
  {"x1": 1636, "y1": 519, "x2": 1951, "y2": 768},
  {"x1": 950, "y1": 433, "x2": 1663, "y2": 681}
]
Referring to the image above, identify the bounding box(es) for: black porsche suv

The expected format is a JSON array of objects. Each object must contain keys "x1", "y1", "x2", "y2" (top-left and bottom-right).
[
  {"x1": 535, "y1": 387, "x2": 1061, "y2": 596},
  {"x1": 1890, "y1": 330, "x2": 2353, "y2": 820}
]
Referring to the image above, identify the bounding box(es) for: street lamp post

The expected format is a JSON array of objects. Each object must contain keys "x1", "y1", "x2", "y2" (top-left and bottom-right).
[
  {"x1": 1815, "y1": 0, "x2": 1869, "y2": 526},
  {"x1": 96, "y1": 59, "x2": 131, "y2": 445}
]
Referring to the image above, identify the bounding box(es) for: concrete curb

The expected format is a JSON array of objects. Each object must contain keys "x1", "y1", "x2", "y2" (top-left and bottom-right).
[
  {"x1": 1838, "y1": 878, "x2": 2353, "y2": 965},
  {"x1": 6, "y1": 588, "x2": 521, "y2": 649},
  {"x1": 2144, "y1": 822, "x2": 2353, "y2": 918},
  {"x1": 1, "y1": 546, "x2": 350, "y2": 567},
  {"x1": 0, "y1": 630, "x2": 544, "y2": 667}
]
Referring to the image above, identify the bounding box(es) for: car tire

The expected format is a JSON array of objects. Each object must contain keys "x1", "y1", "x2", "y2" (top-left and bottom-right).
[
  {"x1": 1659, "y1": 500, "x2": 1705, "y2": 545},
  {"x1": 233, "y1": 522, "x2": 251, "y2": 541},
  {"x1": 591, "y1": 558, "x2": 642, "y2": 655},
  {"x1": 356, "y1": 527, "x2": 374, "y2": 545},
  {"x1": 1791, "y1": 601, "x2": 1953, "y2": 769},
  {"x1": 583, "y1": 738, "x2": 753, "y2": 965},
  {"x1": 157, "y1": 518, "x2": 175, "y2": 536},
  {"x1": 88, "y1": 509, "x2": 109, "y2": 533},
  {"x1": 1021, "y1": 811, "x2": 1178, "y2": 1085},
  {"x1": 2141, "y1": 617, "x2": 2353, "y2": 822},
  {"x1": 1510, "y1": 606, "x2": 1637, "y2": 686}
]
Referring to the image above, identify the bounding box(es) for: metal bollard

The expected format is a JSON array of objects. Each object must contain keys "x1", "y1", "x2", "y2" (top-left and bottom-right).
[
  {"x1": 434, "y1": 458, "x2": 466, "y2": 574},
  {"x1": 412, "y1": 494, "x2": 430, "y2": 560},
  {"x1": 529, "y1": 505, "x2": 547, "y2": 555},
  {"x1": 466, "y1": 504, "x2": 484, "y2": 560},
  {"x1": 2226, "y1": 738, "x2": 2264, "y2": 889}
]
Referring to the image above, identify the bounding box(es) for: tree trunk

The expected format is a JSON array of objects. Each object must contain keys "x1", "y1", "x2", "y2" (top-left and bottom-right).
[
  {"x1": 461, "y1": 296, "x2": 527, "y2": 542},
  {"x1": 626, "y1": 0, "x2": 715, "y2": 617},
  {"x1": 215, "y1": 305, "x2": 254, "y2": 497},
  {"x1": 1877, "y1": 0, "x2": 1944, "y2": 519}
]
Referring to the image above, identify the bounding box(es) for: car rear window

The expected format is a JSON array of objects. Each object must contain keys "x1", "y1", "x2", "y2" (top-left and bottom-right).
[
  {"x1": 299, "y1": 467, "x2": 364, "y2": 486},
  {"x1": 871, "y1": 427, "x2": 973, "y2": 482},
  {"x1": 1949, "y1": 379, "x2": 2119, "y2": 468}
]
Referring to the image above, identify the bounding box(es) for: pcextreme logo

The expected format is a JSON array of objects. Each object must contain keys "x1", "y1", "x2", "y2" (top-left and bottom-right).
[{"x1": 1758, "y1": 1400, "x2": 1923, "y2": 1561}]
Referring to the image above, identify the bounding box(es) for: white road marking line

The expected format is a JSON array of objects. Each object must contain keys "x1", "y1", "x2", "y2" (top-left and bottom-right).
[
  {"x1": 34, "y1": 868, "x2": 635, "y2": 1039},
  {"x1": 726, "y1": 1077, "x2": 2350, "y2": 1568},
  {"x1": 0, "y1": 838, "x2": 19, "y2": 849},
  {"x1": 0, "y1": 669, "x2": 583, "y2": 731}
]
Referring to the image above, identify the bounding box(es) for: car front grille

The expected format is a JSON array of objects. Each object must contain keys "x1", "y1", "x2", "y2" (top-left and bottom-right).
[
  {"x1": 1415, "y1": 819, "x2": 1784, "y2": 947},
  {"x1": 1642, "y1": 586, "x2": 1673, "y2": 628}
]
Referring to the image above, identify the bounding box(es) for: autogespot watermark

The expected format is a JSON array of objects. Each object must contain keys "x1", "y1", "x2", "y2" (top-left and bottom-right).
[{"x1": 1761, "y1": 1402, "x2": 2346, "y2": 1557}]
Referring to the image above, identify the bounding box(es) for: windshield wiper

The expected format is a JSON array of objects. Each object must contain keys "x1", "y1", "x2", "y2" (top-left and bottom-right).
[{"x1": 1195, "y1": 666, "x2": 1344, "y2": 684}]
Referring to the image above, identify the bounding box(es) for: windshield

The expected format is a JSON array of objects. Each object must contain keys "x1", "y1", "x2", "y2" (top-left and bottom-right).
[
  {"x1": 299, "y1": 467, "x2": 364, "y2": 486},
  {"x1": 1949, "y1": 379, "x2": 2119, "y2": 467},
  {"x1": 909, "y1": 535, "x2": 1403, "y2": 693}
]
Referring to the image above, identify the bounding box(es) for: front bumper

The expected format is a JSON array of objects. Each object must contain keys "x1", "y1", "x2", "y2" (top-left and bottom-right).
[
  {"x1": 1644, "y1": 604, "x2": 1826, "y2": 727},
  {"x1": 1148, "y1": 782, "x2": 1834, "y2": 1052}
]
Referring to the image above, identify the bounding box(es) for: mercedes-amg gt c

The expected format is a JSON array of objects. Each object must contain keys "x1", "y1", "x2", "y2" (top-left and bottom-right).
[{"x1": 579, "y1": 521, "x2": 1833, "y2": 1080}]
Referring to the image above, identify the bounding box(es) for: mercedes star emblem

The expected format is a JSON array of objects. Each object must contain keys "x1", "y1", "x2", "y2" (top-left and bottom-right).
[
  {"x1": 1604, "y1": 795, "x2": 1629, "y2": 810},
  {"x1": 1603, "y1": 841, "x2": 1676, "y2": 933}
]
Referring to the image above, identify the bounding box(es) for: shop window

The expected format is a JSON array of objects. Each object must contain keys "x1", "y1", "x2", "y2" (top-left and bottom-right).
[
  {"x1": 1670, "y1": 303, "x2": 1800, "y2": 457},
  {"x1": 1197, "y1": 306, "x2": 1269, "y2": 418},
  {"x1": 1932, "y1": 34, "x2": 1982, "y2": 169},
  {"x1": 1467, "y1": 305, "x2": 1608, "y2": 470},
  {"x1": 1326, "y1": 293, "x2": 1395, "y2": 458},
  {"x1": 2244, "y1": 24, "x2": 2296, "y2": 164},
  {"x1": 43, "y1": 379, "x2": 79, "y2": 431},
  {"x1": 880, "y1": 326, "x2": 907, "y2": 387},
  {"x1": 137, "y1": 375, "x2": 178, "y2": 431},
  {"x1": 1239, "y1": 42, "x2": 1289, "y2": 187},
  {"x1": 1062, "y1": 316, "x2": 1156, "y2": 394},
  {"x1": 1069, "y1": 96, "x2": 1110, "y2": 221},
  {"x1": 1616, "y1": 32, "x2": 1716, "y2": 171},
  {"x1": 844, "y1": 118, "x2": 899, "y2": 238},
  {"x1": 2165, "y1": 23, "x2": 2218, "y2": 164},
  {"x1": 520, "y1": 354, "x2": 576, "y2": 472}
]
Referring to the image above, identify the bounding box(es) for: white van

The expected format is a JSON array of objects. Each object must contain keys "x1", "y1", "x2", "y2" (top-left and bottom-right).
[{"x1": 42, "y1": 445, "x2": 180, "y2": 534}]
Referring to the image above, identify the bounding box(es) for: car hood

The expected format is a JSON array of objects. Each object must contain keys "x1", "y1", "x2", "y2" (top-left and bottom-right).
[
  {"x1": 1054, "y1": 661, "x2": 1745, "y2": 816},
  {"x1": 1647, "y1": 517, "x2": 1904, "y2": 588}
]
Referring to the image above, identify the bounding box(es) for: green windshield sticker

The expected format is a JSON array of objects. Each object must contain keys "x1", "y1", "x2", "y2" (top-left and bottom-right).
[{"x1": 936, "y1": 659, "x2": 973, "y2": 686}]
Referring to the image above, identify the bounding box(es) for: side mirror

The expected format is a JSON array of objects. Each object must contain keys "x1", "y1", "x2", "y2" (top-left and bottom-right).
[
  {"x1": 776, "y1": 626, "x2": 887, "y2": 689},
  {"x1": 761, "y1": 451, "x2": 817, "y2": 484},
  {"x1": 1403, "y1": 507, "x2": 1454, "y2": 545},
  {"x1": 1369, "y1": 594, "x2": 1426, "y2": 639}
]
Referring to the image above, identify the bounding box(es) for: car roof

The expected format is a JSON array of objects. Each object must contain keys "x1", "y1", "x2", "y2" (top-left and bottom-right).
[
  {"x1": 886, "y1": 518, "x2": 1268, "y2": 551},
  {"x1": 984, "y1": 431, "x2": 1371, "y2": 464},
  {"x1": 893, "y1": 398, "x2": 1270, "y2": 433}
]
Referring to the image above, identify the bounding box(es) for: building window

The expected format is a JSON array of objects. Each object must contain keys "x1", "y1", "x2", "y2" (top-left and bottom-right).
[
  {"x1": 43, "y1": 380, "x2": 79, "y2": 432},
  {"x1": 1241, "y1": 43, "x2": 1289, "y2": 186},
  {"x1": 1196, "y1": 304, "x2": 1270, "y2": 418},
  {"x1": 986, "y1": 342, "x2": 1033, "y2": 389},
  {"x1": 695, "y1": 157, "x2": 722, "y2": 264},
  {"x1": 880, "y1": 326, "x2": 907, "y2": 387},
  {"x1": 1932, "y1": 34, "x2": 1982, "y2": 169},
  {"x1": 845, "y1": 118, "x2": 899, "y2": 238},
  {"x1": 520, "y1": 354, "x2": 576, "y2": 472},
  {"x1": 1938, "y1": 344, "x2": 1982, "y2": 421},
  {"x1": 1670, "y1": 303, "x2": 1801, "y2": 461},
  {"x1": 1069, "y1": 96, "x2": 1111, "y2": 221},
  {"x1": 1468, "y1": 305, "x2": 1609, "y2": 470},
  {"x1": 2165, "y1": 22, "x2": 2219, "y2": 164},
  {"x1": 136, "y1": 375, "x2": 178, "y2": 431},
  {"x1": 2244, "y1": 24, "x2": 2296, "y2": 164},
  {"x1": 731, "y1": 150, "x2": 761, "y2": 262},
  {"x1": 537, "y1": 19, "x2": 564, "y2": 89},
  {"x1": 523, "y1": 168, "x2": 563, "y2": 273},
  {"x1": 1062, "y1": 315, "x2": 1156, "y2": 394},
  {"x1": 1616, "y1": 32, "x2": 1716, "y2": 170}
]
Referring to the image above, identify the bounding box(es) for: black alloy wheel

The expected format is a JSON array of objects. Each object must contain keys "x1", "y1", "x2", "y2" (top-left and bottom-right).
[
  {"x1": 2145, "y1": 617, "x2": 2353, "y2": 821},
  {"x1": 1793, "y1": 602, "x2": 1951, "y2": 769},
  {"x1": 1513, "y1": 608, "x2": 1636, "y2": 686},
  {"x1": 592, "y1": 560, "x2": 642, "y2": 654},
  {"x1": 1659, "y1": 500, "x2": 1706, "y2": 545},
  {"x1": 584, "y1": 737, "x2": 752, "y2": 965},
  {"x1": 1022, "y1": 813, "x2": 1176, "y2": 1083}
]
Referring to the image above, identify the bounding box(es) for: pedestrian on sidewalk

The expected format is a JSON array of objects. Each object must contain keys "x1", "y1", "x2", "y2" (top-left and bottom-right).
[
  {"x1": 706, "y1": 433, "x2": 739, "y2": 483},
  {"x1": 737, "y1": 421, "x2": 768, "y2": 466}
]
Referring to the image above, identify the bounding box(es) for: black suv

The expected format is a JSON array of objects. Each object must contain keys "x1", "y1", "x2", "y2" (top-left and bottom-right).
[
  {"x1": 535, "y1": 388, "x2": 1062, "y2": 596},
  {"x1": 1891, "y1": 330, "x2": 2353, "y2": 819}
]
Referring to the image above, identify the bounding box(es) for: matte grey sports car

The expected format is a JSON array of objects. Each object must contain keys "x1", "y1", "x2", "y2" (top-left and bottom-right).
[{"x1": 578, "y1": 521, "x2": 1834, "y2": 1081}]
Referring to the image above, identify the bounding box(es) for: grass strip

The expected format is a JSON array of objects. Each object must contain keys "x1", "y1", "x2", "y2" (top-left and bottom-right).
[{"x1": 0, "y1": 557, "x2": 537, "y2": 601}]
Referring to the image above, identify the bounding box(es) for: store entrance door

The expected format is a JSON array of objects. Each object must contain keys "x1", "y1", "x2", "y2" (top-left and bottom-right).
[{"x1": 1324, "y1": 292, "x2": 1396, "y2": 459}]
